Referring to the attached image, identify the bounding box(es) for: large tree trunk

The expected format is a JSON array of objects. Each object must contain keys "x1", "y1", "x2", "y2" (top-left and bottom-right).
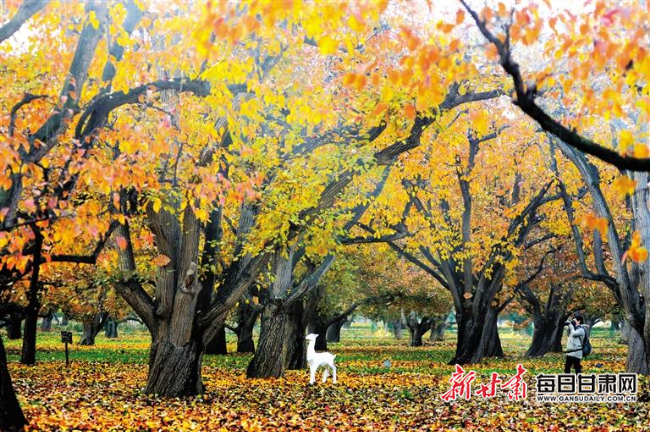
[
  {"x1": 286, "y1": 302, "x2": 306, "y2": 370},
  {"x1": 526, "y1": 316, "x2": 563, "y2": 358},
  {"x1": 0, "y1": 336, "x2": 26, "y2": 430},
  {"x1": 482, "y1": 308, "x2": 503, "y2": 358},
  {"x1": 451, "y1": 315, "x2": 484, "y2": 364},
  {"x1": 326, "y1": 319, "x2": 346, "y2": 343},
  {"x1": 146, "y1": 336, "x2": 204, "y2": 396},
  {"x1": 405, "y1": 312, "x2": 432, "y2": 347},
  {"x1": 409, "y1": 325, "x2": 427, "y2": 347},
  {"x1": 40, "y1": 310, "x2": 54, "y2": 332},
  {"x1": 204, "y1": 326, "x2": 227, "y2": 355},
  {"x1": 246, "y1": 304, "x2": 291, "y2": 378},
  {"x1": 451, "y1": 304, "x2": 504, "y2": 364}
]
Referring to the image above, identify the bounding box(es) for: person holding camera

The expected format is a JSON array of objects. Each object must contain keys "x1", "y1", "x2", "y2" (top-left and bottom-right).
[{"x1": 564, "y1": 314, "x2": 586, "y2": 374}]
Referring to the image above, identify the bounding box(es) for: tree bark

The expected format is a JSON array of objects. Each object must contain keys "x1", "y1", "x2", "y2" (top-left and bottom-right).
[
  {"x1": 451, "y1": 304, "x2": 504, "y2": 364},
  {"x1": 627, "y1": 325, "x2": 650, "y2": 375},
  {"x1": 326, "y1": 319, "x2": 346, "y2": 343},
  {"x1": 204, "y1": 326, "x2": 227, "y2": 355},
  {"x1": 61, "y1": 314, "x2": 69, "y2": 326},
  {"x1": 482, "y1": 307, "x2": 503, "y2": 358},
  {"x1": 0, "y1": 335, "x2": 26, "y2": 430},
  {"x1": 246, "y1": 304, "x2": 292, "y2": 378},
  {"x1": 286, "y1": 302, "x2": 307, "y2": 370},
  {"x1": 405, "y1": 312, "x2": 432, "y2": 347},
  {"x1": 526, "y1": 317, "x2": 564, "y2": 358},
  {"x1": 619, "y1": 320, "x2": 630, "y2": 345},
  {"x1": 80, "y1": 312, "x2": 108, "y2": 346},
  {"x1": 409, "y1": 325, "x2": 427, "y2": 347},
  {"x1": 80, "y1": 321, "x2": 96, "y2": 346},
  {"x1": 234, "y1": 302, "x2": 259, "y2": 354},
  {"x1": 146, "y1": 336, "x2": 204, "y2": 396}
]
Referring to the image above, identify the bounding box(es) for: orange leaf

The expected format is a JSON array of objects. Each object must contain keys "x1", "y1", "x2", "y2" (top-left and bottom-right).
[
  {"x1": 152, "y1": 254, "x2": 171, "y2": 266},
  {"x1": 404, "y1": 104, "x2": 416, "y2": 120},
  {"x1": 116, "y1": 236, "x2": 127, "y2": 250},
  {"x1": 372, "y1": 103, "x2": 389, "y2": 117},
  {"x1": 456, "y1": 9, "x2": 465, "y2": 24}
]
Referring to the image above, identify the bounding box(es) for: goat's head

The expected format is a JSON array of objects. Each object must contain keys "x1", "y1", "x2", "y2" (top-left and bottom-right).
[{"x1": 305, "y1": 333, "x2": 318, "y2": 341}]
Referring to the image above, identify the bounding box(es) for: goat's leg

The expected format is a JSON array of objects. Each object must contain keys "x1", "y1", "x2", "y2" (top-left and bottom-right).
[
  {"x1": 309, "y1": 365, "x2": 316, "y2": 385},
  {"x1": 322, "y1": 368, "x2": 329, "y2": 383},
  {"x1": 331, "y1": 364, "x2": 337, "y2": 384}
]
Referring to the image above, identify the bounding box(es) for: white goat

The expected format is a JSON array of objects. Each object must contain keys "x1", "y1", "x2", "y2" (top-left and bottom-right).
[{"x1": 305, "y1": 333, "x2": 337, "y2": 384}]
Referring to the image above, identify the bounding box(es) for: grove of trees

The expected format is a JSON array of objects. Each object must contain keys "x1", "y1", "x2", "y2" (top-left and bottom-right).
[{"x1": 1, "y1": 0, "x2": 648, "y2": 429}]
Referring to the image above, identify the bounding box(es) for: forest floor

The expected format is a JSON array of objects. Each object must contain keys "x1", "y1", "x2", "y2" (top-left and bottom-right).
[{"x1": 4, "y1": 325, "x2": 650, "y2": 431}]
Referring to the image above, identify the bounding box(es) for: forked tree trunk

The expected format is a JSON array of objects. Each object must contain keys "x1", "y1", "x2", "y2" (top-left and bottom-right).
[
  {"x1": 80, "y1": 312, "x2": 109, "y2": 346},
  {"x1": 326, "y1": 319, "x2": 346, "y2": 343},
  {"x1": 204, "y1": 326, "x2": 227, "y2": 355},
  {"x1": 61, "y1": 314, "x2": 69, "y2": 326},
  {"x1": 451, "y1": 304, "x2": 503, "y2": 364},
  {"x1": 0, "y1": 336, "x2": 26, "y2": 430},
  {"x1": 409, "y1": 325, "x2": 428, "y2": 347},
  {"x1": 247, "y1": 304, "x2": 292, "y2": 378},
  {"x1": 146, "y1": 336, "x2": 204, "y2": 396}
]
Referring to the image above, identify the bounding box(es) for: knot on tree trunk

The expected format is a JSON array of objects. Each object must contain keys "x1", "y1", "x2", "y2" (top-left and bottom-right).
[{"x1": 180, "y1": 262, "x2": 199, "y2": 296}]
